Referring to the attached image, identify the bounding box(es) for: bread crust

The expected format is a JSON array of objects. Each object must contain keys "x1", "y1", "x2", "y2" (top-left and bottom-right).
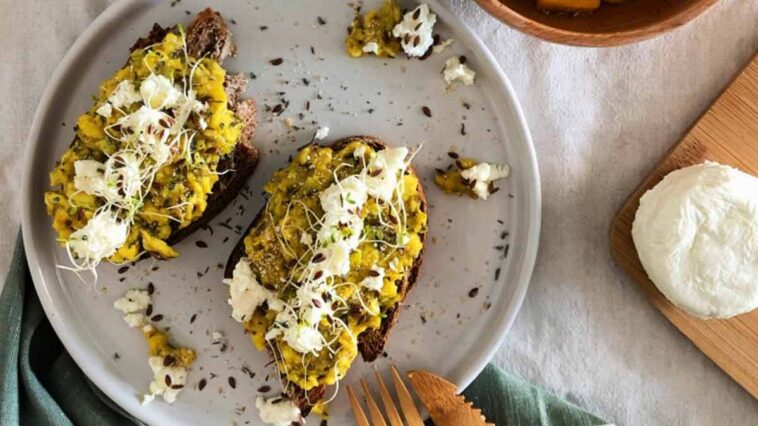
[{"x1": 224, "y1": 136, "x2": 427, "y2": 413}]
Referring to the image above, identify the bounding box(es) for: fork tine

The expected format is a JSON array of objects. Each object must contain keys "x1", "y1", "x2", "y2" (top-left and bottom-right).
[
  {"x1": 347, "y1": 385, "x2": 372, "y2": 426},
  {"x1": 361, "y1": 379, "x2": 388, "y2": 426},
  {"x1": 390, "y1": 364, "x2": 425, "y2": 426},
  {"x1": 374, "y1": 370, "x2": 404, "y2": 426}
]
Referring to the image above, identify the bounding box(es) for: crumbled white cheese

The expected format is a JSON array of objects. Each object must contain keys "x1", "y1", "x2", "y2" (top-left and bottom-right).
[
  {"x1": 319, "y1": 175, "x2": 368, "y2": 213},
  {"x1": 108, "y1": 80, "x2": 141, "y2": 109},
  {"x1": 314, "y1": 126, "x2": 330, "y2": 140},
  {"x1": 443, "y1": 56, "x2": 476, "y2": 86},
  {"x1": 123, "y1": 313, "x2": 146, "y2": 328},
  {"x1": 460, "y1": 162, "x2": 510, "y2": 200},
  {"x1": 362, "y1": 41, "x2": 380, "y2": 55},
  {"x1": 73, "y1": 160, "x2": 107, "y2": 195},
  {"x1": 283, "y1": 320, "x2": 324, "y2": 353},
  {"x1": 68, "y1": 210, "x2": 128, "y2": 261},
  {"x1": 300, "y1": 232, "x2": 313, "y2": 246},
  {"x1": 118, "y1": 105, "x2": 167, "y2": 135},
  {"x1": 360, "y1": 267, "x2": 385, "y2": 291},
  {"x1": 142, "y1": 353, "x2": 188, "y2": 404},
  {"x1": 223, "y1": 259, "x2": 280, "y2": 322},
  {"x1": 392, "y1": 4, "x2": 437, "y2": 57},
  {"x1": 198, "y1": 116, "x2": 208, "y2": 130},
  {"x1": 365, "y1": 147, "x2": 409, "y2": 201},
  {"x1": 114, "y1": 288, "x2": 151, "y2": 328},
  {"x1": 255, "y1": 396, "x2": 302, "y2": 426},
  {"x1": 432, "y1": 38, "x2": 455, "y2": 54},
  {"x1": 96, "y1": 102, "x2": 113, "y2": 118},
  {"x1": 312, "y1": 241, "x2": 353, "y2": 279},
  {"x1": 295, "y1": 285, "x2": 334, "y2": 327},
  {"x1": 73, "y1": 154, "x2": 142, "y2": 204},
  {"x1": 140, "y1": 74, "x2": 183, "y2": 109},
  {"x1": 114, "y1": 289, "x2": 151, "y2": 314}
]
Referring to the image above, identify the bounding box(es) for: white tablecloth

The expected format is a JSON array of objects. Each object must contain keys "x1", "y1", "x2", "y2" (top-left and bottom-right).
[{"x1": 1, "y1": 1, "x2": 756, "y2": 424}]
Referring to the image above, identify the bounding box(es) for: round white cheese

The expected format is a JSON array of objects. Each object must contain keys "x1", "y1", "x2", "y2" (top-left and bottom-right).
[{"x1": 632, "y1": 161, "x2": 758, "y2": 318}]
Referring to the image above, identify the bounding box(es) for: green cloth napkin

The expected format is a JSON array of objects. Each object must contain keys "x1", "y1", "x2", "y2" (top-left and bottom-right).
[{"x1": 0, "y1": 234, "x2": 607, "y2": 426}]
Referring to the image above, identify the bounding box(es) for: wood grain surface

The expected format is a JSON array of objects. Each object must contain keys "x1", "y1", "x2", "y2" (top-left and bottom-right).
[
  {"x1": 473, "y1": 0, "x2": 718, "y2": 47},
  {"x1": 610, "y1": 55, "x2": 758, "y2": 399}
]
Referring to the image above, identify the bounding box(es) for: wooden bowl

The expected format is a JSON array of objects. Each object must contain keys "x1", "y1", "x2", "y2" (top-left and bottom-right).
[{"x1": 473, "y1": 0, "x2": 718, "y2": 47}]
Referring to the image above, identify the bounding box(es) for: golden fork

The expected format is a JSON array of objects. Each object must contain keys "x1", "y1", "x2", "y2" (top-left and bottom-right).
[{"x1": 347, "y1": 364, "x2": 493, "y2": 426}]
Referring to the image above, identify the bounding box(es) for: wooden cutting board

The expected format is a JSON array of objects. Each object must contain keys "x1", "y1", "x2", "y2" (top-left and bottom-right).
[{"x1": 610, "y1": 54, "x2": 758, "y2": 399}]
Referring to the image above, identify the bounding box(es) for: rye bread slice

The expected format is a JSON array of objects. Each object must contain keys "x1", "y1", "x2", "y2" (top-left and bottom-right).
[
  {"x1": 224, "y1": 136, "x2": 427, "y2": 413},
  {"x1": 126, "y1": 8, "x2": 260, "y2": 248}
]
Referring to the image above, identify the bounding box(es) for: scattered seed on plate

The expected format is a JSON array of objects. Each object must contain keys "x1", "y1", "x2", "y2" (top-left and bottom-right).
[
  {"x1": 228, "y1": 377, "x2": 237, "y2": 389},
  {"x1": 317, "y1": 16, "x2": 326, "y2": 25},
  {"x1": 151, "y1": 314, "x2": 164, "y2": 322},
  {"x1": 147, "y1": 282, "x2": 155, "y2": 295},
  {"x1": 117, "y1": 266, "x2": 129, "y2": 274},
  {"x1": 195, "y1": 240, "x2": 208, "y2": 248},
  {"x1": 269, "y1": 58, "x2": 283, "y2": 66},
  {"x1": 468, "y1": 287, "x2": 479, "y2": 298},
  {"x1": 198, "y1": 378, "x2": 207, "y2": 391},
  {"x1": 257, "y1": 385, "x2": 271, "y2": 393},
  {"x1": 447, "y1": 151, "x2": 459, "y2": 159},
  {"x1": 422, "y1": 106, "x2": 432, "y2": 117},
  {"x1": 241, "y1": 365, "x2": 256, "y2": 379}
]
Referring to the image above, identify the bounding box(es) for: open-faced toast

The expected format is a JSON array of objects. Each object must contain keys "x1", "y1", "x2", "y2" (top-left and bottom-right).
[
  {"x1": 45, "y1": 8, "x2": 259, "y2": 272},
  {"x1": 224, "y1": 136, "x2": 427, "y2": 414}
]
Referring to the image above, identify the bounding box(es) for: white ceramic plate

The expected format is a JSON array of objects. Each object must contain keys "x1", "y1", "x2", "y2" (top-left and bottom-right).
[{"x1": 21, "y1": 1, "x2": 539, "y2": 424}]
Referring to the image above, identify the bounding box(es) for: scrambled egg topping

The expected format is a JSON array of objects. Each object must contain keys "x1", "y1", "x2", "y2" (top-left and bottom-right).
[
  {"x1": 243, "y1": 140, "x2": 427, "y2": 391},
  {"x1": 434, "y1": 158, "x2": 478, "y2": 197},
  {"x1": 346, "y1": 0, "x2": 402, "y2": 58},
  {"x1": 45, "y1": 30, "x2": 242, "y2": 263},
  {"x1": 144, "y1": 325, "x2": 196, "y2": 366}
]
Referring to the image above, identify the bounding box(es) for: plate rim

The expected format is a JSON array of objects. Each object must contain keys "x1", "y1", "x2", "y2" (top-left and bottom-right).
[{"x1": 21, "y1": 0, "x2": 541, "y2": 424}]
